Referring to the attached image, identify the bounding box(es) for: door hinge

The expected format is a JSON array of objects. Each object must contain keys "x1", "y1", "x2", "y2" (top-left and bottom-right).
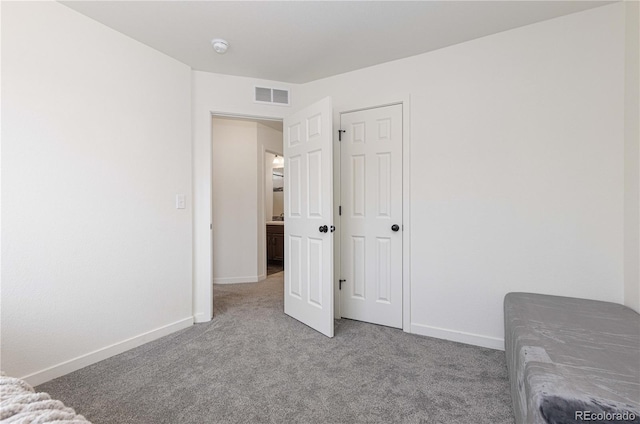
[
  {"x1": 339, "y1": 205, "x2": 342, "y2": 216},
  {"x1": 210, "y1": 223, "x2": 212, "y2": 230},
  {"x1": 339, "y1": 279, "x2": 346, "y2": 290},
  {"x1": 338, "y1": 129, "x2": 345, "y2": 141}
]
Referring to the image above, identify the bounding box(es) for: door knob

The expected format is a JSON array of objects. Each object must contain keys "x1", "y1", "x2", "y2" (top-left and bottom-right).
[
  {"x1": 391, "y1": 224, "x2": 400, "y2": 232},
  {"x1": 319, "y1": 225, "x2": 328, "y2": 233}
]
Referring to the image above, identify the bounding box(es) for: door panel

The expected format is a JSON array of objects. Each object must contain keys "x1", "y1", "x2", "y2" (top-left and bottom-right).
[
  {"x1": 284, "y1": 97, "x2": 334, "y2": 337},
  {"x1": 352, "y1": 236, "x2": 366, "y2": 299},
  {"x1": 289, "y1": 236, "x2": 302, "y2": 298},
  {"x1": 307, "y1": 150, "x2": 323, "y2": 217},
  {"x1": 340, "y1": 104, "x2": 402, "y2": 329},
  {"x1": 377, "y1": 153, "x2": 392, "y2": 217},
  {"x1": 352, "y1": 155, "x2": 366, "y2": 216},
  {"x1": 376, "y1": 236, "x2": 391, "y2": 303},
  {"x1": 288, "y1": 155, "x2": 302, "y2": 217}
]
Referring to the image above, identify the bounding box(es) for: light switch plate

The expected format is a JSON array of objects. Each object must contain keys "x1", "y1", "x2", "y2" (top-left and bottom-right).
[{"x1": 176, "y1": 194, "x2": 186, "y2": 209}]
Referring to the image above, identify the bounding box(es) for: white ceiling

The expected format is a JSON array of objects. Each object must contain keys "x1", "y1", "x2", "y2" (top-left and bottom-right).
[{"x1": 60, "y1": 1, "x2": 613, "y2": 84}]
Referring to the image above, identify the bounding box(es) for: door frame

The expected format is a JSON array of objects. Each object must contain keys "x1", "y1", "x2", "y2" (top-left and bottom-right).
[
  {"x1": 333, "y1": 96, "x2": 411, "y2": 332},
  {"x1": 208, "y1": 112, "x2": 284, "y2": 317}
]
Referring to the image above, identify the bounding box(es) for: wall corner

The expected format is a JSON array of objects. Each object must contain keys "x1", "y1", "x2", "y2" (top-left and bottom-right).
[{"x1": 624, "y1": 0, "x2": 640, "y2": 312}]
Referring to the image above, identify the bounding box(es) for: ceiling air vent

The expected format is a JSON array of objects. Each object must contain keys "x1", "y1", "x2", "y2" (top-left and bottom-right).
[{"x1": 254, "y1": 86, "x2": 290, "y2": 106}]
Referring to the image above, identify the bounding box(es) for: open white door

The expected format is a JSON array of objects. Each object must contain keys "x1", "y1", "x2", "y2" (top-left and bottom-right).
[{"x1": 284, "y1": 97, "x2": 334, "y2": 337}]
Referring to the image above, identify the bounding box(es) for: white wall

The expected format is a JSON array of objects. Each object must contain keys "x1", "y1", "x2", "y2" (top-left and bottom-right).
[
  {"x1": 212, "y1": 118, "x2": 259, "y2": 283},
  {"x1": 299, "y1": 3, "x2": 626, "y2": 348},
  {"x1": 192, "y1": 71, "x2": 294, "y2": 320},
  {"x1": 1, "y1": 1, "x2": 193, "y2": 384},
  {"x1": 624, "y1": 1, "x2": 640, "y2": 313}
]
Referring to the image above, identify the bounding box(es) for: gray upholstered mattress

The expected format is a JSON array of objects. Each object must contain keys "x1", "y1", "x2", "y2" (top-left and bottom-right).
[{"x1": 504, "y1": 293, "x2": 640, "y2": 424}]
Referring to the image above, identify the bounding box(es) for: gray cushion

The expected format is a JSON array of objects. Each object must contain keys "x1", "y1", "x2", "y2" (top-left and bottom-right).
[{"x1": 504, "y1": 293, "x2": 640, "y2": 424}]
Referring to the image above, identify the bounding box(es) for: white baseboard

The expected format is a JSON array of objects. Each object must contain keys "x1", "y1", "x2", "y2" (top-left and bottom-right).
[
  {"x1": 21, "y1": 317, "x2": 194, "y2": 387},
  {"x1": 410, "y1": 322, "x2": 504, "y2": 351},
  {"x1": 213, "y1": 275, "x2": 259, "y2": 284},
  {"x1": 193, "y1": 312, "x2": 211, "y2": 323}
]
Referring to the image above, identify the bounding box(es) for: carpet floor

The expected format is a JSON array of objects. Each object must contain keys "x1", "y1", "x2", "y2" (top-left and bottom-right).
[
  {"x1": 267, "y1": 261, "x2": 284, "y2": 276},
  {"x1": 37, "y1": 272, "x2": 514, "y2": 423}
]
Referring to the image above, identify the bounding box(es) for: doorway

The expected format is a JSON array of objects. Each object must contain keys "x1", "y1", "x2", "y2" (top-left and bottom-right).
[
  {"x1": 338, "y1": 104, "x2": 404, "y2": 329},
  {"x1": 211, "y1": 115, "x2": 284, "y2": 285},
  {"x1": 265, "y1": 151, "x2": 285, "y2": 276}
]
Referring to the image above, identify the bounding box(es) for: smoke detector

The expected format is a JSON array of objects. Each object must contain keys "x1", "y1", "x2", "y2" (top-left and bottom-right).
[{"x1": 211, "y1": 38, "x2": 229, "y2": 54}]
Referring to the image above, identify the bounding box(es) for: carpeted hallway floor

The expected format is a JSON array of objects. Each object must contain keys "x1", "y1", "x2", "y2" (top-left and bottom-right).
[
  {"x1": 267, "y1": 261, "x2": 284, "y2": 276},
  {"x1": 37, "y1": 272, "x2": 514, "y2": 423}
]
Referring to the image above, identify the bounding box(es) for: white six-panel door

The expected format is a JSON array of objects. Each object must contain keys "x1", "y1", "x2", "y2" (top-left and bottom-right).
[
  {"x1": 284, "y1": 97, "x2": 334, "y2": 337},
  {"x1": 340, "y1": 104, "x2": 403, "y2": 328}
]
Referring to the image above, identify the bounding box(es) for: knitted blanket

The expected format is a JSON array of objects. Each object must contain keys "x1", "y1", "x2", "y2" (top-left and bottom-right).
[{"x1": 0, "y1": 375, "x2": 91, "y2": 423}]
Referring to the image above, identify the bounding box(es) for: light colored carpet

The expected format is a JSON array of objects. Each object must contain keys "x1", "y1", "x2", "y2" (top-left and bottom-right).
[
  {"x1": 37, "y1": 272, "x2": 514, "y2": 423},
  {"x1": 266, "y1": 262, "x2": 284, "y2": 276}
]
